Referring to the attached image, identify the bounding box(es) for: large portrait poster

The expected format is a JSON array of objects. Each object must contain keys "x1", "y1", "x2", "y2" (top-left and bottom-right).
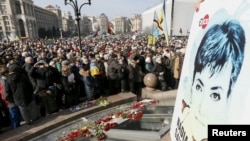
[{"x1": 170, "y1": 0, "x2": 250, "y2": 140}]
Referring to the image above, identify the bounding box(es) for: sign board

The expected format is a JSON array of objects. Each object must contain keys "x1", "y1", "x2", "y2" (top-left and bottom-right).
[
  {"x1": 170, "y1": 0, "x2": 250, "y2": 140},
  {"x1": 45, "y1": 39, "x2": 55, "y2": 46},
  {"x1": 153, "y1": 29, "x2": 160, "y2": 37}
]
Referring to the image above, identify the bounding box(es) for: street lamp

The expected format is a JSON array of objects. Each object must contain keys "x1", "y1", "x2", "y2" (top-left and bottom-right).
[
  {"x1": 29, "y1": 23, "x2": 32, "y2": 39},
  {"x1": 64, "y1": 0, "x2": 91, "y2": 56}
]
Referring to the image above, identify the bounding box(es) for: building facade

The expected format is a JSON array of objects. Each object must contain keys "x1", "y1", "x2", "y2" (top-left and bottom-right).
[
  {"x1": 34, "y1": 5, "x2": 58, "y2": 38},
  {"x1": 62, "y1": 12, "x2": 75, "y2": 35},
  {"x1": 111, "y1": 16, "x2": 127, "y2": 34},
  {"x1": 81, "y1": 16, "x2": 92, "y2": 36},
  {"x1": 0, "y1": 0, "x2": 144, "y2": 40},
  {"x1": 129, "y1": 14, "x2": 142, "y2": 33},
  {"x1": 0, "y1": 0, "x2": 65, "y2": 40},
  {"x1": 0, "y1": 0, "x2": 37, "y2": 40},
  {"x1": 45, "y1": 5, "x2": 63, "y2": 30},
  {"x1": 97, "y1": 13, "x2": 109, "y2": 34}
]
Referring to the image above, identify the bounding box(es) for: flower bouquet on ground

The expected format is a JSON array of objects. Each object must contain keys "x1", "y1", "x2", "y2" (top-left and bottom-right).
[
  {"x1": 69, "y1": 96, "x2": 109, "y2": 112},
  {"x1": 93, "y1": 96, "x2": 109, "y2": 107},
  {"x1": 57, "y1": 99, "x2": 158, "y2": 141}
]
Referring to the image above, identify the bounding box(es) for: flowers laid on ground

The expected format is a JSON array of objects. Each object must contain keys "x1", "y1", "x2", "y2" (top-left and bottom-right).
[
  {"x1": 94, "y1": 96, "x2": 109, "y2": 107},
  {"x1": 57, "y1": 99, "x2": 159, "y2": 141},
  {"x1": 70, "y1": 96, "x2": 109, "y2": 112}
]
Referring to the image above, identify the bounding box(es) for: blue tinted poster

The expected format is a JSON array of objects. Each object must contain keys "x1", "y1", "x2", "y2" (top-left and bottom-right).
[{"x1": 170, "y1": 0, "x2": 250, "y2": 140}]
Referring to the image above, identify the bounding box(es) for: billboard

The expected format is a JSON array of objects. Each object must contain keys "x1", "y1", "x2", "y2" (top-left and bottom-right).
[{"x1": 170, "y1": 0, "x2": 250, "y2": 140}]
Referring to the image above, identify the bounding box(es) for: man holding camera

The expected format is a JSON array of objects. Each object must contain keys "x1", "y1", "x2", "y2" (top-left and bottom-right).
[{"x1": 31, "y1": 60, "x2": 61, "y2": 116}]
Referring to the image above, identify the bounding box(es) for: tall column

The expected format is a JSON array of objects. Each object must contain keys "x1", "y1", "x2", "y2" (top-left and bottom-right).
[{"x1": 20, "y1": 1, "x2": 25, "y2": 15}]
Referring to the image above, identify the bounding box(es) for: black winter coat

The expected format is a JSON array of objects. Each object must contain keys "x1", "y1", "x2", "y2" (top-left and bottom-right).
[
  {"x1": 31, "y1": 66, "x2": 61, "y2": 92},
  {"x1": 5, "y1": 72, "x2": 33, "y2": 107},
  {"x1": 151, "y1": 63, "x2": 167, "y2": 77}
]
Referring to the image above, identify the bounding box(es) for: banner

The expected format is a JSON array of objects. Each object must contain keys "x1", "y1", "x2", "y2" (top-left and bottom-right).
[
  {"x1": 170, "y1": 0, "x2": 250, "y2": 140},
  {"x1": 45, "y1": 39, "x2": 55, "y2": 46},
  {"x1": 147, "y1": 34, "x2": 156, "y2": 45}
]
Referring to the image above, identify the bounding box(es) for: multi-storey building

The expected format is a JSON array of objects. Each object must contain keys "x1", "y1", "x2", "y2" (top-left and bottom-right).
[
  {"x1": 111, "y1": 16, "x2": 127, "y2": 34},
  {"x1": 45, "y1": 5, "x2": 63, "y2": 30},
  {"x1": 62, "y1": 12, "x2": 75, "y2": 33},
  {"x1": 82, "y1": 16, "x2": 92, "y2": 36},
  {"x1": 0, "y1": 0, "x2": 141, "y2": 40},
  {"x1": 129, "y1": 14, "x2": 142, "y2": 32},
  {"x1": 34, "y1": 5, "x2": 58, "y2": 38},
  {"x1": 97, "y1": 13, "x2": 109, "y2": 34},
  {"x1": 88, "y1": 16, "x2": 98, "y2": 33},
  {"x1": 0, "y1": 0, "x2": 63, "y2": 40},
  {"x1": 0, "y1": 0, "x2": 37, "y2": 40}
]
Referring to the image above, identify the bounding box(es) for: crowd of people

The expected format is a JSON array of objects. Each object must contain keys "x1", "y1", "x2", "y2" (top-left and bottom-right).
[{"x1": 0, "y1": 34, "x2": 186, "y2": 133}]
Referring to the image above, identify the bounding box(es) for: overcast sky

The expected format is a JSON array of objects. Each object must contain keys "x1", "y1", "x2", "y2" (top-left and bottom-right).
[{"x1": 34, "y1": 0, "x2": 163, "y2": 19}]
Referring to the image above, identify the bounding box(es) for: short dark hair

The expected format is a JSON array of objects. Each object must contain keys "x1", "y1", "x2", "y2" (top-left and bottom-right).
[{"x1": 193, "y1": 20, "x2": 245, "y2": 97}]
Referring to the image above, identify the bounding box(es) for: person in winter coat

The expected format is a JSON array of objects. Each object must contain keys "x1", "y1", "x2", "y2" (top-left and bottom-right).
[
  {"x1": 107, "y1": 54, "x2": 122, "y2": 95},
  {"x1": 5, "y1": 64, "x2": 36, "y2": 126},
  {"x1": 144, "y1": 54, "x2": 154, "y2": 73},
  {"x1": 128, "y1": 58, "x2": 144, "y2": 98},
  {"x1": 23, "y1": 56, "x2": 36, "y2": 91},
  {"x1": 31, "y1": 60, "x2": 60, "y2": 116},
  {"x1": 79, "y1": 66, "x2": 95, "y2": 101},
  {"x1": 61, "y1": 66, "x2": 78, "y2": 108},
  {"x1": 0, "y1": 65, "x2": 11, "y2": 131},
  {"x1": 89, "y1": 59, "x2": 101, "y2": 98},
  {"x1": 151, "y1": 56, "x2": 168, "y2": 91},
  {"x1": 69, "y1": 58, "x2": 83, "y2": 104}
]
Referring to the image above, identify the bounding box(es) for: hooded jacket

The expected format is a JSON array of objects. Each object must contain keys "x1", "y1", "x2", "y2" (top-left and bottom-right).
[{"x1": 5, "y1": 64, "x2": 33, "y2": 107}]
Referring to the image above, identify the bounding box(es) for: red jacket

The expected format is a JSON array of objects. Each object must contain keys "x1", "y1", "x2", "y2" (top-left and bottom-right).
[{"x1": 0, "y1": 82, "x2": 8, "y2": 107}]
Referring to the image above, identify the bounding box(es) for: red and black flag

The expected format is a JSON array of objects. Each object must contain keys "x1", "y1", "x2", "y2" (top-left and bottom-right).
[
  {"x1": 107, "y1": 25, "x2": 115, "y2": 35},
  {"x1": 93, "y1": 26, "x2": 100, "y2": 37}
]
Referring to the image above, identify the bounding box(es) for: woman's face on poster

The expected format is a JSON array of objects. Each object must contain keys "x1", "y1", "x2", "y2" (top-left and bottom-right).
[{"x1": 190, "y1": 62, "x2": 233, "y2": 126}]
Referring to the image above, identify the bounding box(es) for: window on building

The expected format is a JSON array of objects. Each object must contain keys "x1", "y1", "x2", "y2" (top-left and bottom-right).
[
  {"x1": 6, "y1": 26, "x2": 10, "y2": 31},
  {"x1": 4, "y1": 21, "x2": 9, "y2": 25},
  {"x1": 0, "y1": 26, "x2": 2, "y2": 31},
  {"x1": 3, "y1": 16, "x2": 8, "y2": 20},
  {"x1": 15, "y1": 1, "x2": 22, "y2": 14},
  {"x1": 0, "y1": 5, "x2": 7, "y2": 14}
]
